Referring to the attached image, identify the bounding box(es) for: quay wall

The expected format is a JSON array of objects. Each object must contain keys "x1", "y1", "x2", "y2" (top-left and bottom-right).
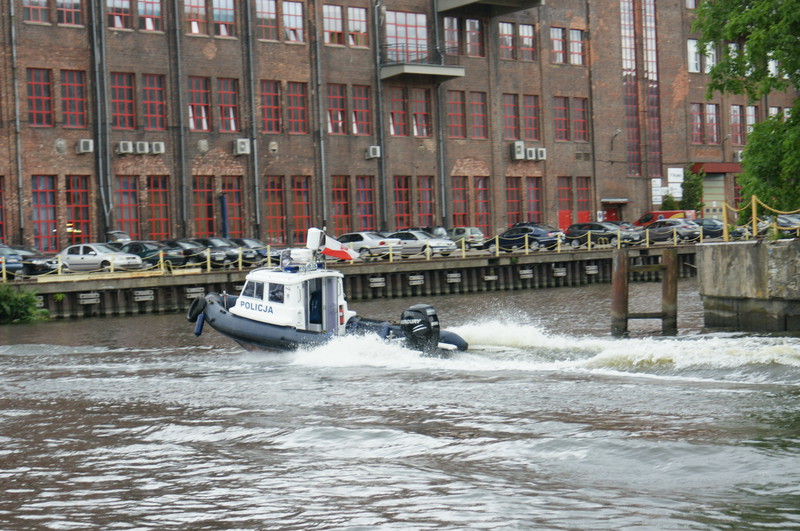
[
  {"x1": 13, "y1": 248, "x2": 697, "y2": 319},
  {"x1": 698, "y1": 240, "x2": 800, "y2": 331}
]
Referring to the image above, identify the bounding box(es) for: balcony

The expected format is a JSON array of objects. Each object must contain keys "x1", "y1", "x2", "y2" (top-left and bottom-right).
[
  {"x1": 380, "y1": 44, "x2": 465, "y2": 81},
  {"x1": 437, "y1": 0, "x2": 544, "y2": 16}
]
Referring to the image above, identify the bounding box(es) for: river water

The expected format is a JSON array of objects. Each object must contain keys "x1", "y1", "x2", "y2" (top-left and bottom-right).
[{"x1": 1, "y1": 279, "x2": 800, "y2": 530}]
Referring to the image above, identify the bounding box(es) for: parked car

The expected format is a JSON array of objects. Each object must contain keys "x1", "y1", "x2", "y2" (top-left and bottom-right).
[
  {"x1": 564, "y1": 221, "x2": 642, "y2": 248},
  {"x1": 336, "y1": 232, "x2": 403, "y2": 259},
  {"x1": 387, "y1": 230, "x2": 457, "y2": 256},
  {"x1": 0, "y1": 245, "x2": 25, "y2": 277},
  {"x1": 57, "y1": 243, "x2": 143, "y2": 271},
  {"x1": 604, "y1": 220, "x2": 639, "y2": 231},
  {"x1": 633, "y1": 210, "x2": 696, "y2": 227},
  {"x1": 447, "y1": 227, "x2": 486, "y2": 249},
  {"x1": 228, "y1": 237, "x2": 282, "y2": 265},
  {"x1": 190, "y1": 237, "x2": 260, "y2": 266},
  {"x1": 496, "y1": 224, "x2": 563, "y2": 251},
  {"x1": 118, "y1": 240, "x2": 190, "y2": 267},
  {"x1": 9, "y1": 245, "x2": 59, "y2": 276},
  {"x1": 161, "y1": 239, "x2": 230, "y2": 268},
  {"x1": 643, "y1": 219, "x2": 701, "y2": 242}
]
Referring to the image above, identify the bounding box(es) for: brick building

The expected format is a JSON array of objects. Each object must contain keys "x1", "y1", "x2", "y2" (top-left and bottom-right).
[{"x1": 0, "y1": 0, "x2": 794, "y2": 251}]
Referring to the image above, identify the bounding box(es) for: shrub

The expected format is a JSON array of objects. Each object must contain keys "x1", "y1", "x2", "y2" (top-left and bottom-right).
[{"x1": 0, "y1": 285, "x2": 49, "y2": 324}]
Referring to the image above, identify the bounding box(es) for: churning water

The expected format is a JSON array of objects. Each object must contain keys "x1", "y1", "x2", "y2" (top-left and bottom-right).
[{"x1": 1, "y1": 279, "x2": 799, "y2": 530}]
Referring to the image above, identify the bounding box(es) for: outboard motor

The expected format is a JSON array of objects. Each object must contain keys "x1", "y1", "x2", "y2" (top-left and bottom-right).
[{"x1": 400, "y1": 304, "x2": 440, "y2": 353}]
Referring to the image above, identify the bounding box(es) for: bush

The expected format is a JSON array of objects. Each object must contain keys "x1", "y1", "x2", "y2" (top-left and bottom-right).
[{"x1": 0, "y1": 285, "x2": 48, "y2": 324}]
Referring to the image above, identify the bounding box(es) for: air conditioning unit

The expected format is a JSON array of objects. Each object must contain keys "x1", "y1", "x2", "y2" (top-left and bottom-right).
[
  {"x1": 365, "y1": 145, "x2": 381, "y2": 159},
  {"x1": 525, "y1": 147, "x2": 538, "y2": 161},
  {"x1": 733, "y1": 150, "x2": 743, "y2": 162},
  {"x1": 76, "y1": 139, "x2": 94, "y2": 154},
  {"x1": 150, "y1": 141, "x2": 166, "y2": 154},
  {"x1": 537, "y1": 147, "x2": 547, "y2": 160},
  {"x1": 511, "y1": 141, "x2": 526, "y2": 160},
  {"x1": 116, "y1": 141, "x2": 134, "y2": 154},
  {"x1": 135, "y1": 141, "x2": 150, "y2": 154},
  {"x1": 233, "y1": 138, "x2": 251, "y2": 155}
]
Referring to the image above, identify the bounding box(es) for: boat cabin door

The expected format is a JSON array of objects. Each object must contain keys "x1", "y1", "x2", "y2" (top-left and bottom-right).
[{"x1": 304, "y1": 276, "x2": 339, "y2": 334}]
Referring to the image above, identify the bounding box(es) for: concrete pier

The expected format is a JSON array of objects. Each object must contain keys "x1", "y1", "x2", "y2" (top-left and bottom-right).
[{"x1": 698, "y1": 239, "x2": 800, "y2": 331}]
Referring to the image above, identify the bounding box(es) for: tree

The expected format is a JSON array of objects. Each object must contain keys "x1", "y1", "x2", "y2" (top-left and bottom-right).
[
  {"x1": 693, "y1": 0, "x2": 800, "y2": 211},
  {"x1": 661, "y1": 194, "x2": 680, "y2": 210},
  {"x1": 680, "y1": 167, "x2": 706, "y2": 213}
]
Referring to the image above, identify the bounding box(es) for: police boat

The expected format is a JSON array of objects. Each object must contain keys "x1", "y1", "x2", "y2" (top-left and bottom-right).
[{"x1": 187, "y1": 228, "x2": 468, "y2": 355}]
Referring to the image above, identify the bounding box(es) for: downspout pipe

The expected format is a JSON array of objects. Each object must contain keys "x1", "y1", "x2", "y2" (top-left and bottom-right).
[
  {"x1": 8, "y1": 1, "x2": 25, "y2": 242},
  {"x1": 171, "y1": 0, "x2": 189, "y2": 234},
  {"x1": 310, "y1": 0, "x2": 329, "y2": 228},
  {"x1": 90, "y1": 0, "x2": 112, "y2": 233},
  {"x1": 242, "y1": 0, "x2": 261, "y2": 235},
  {"x1": 373, "y1": 0, "x2": 389, "y2": 230},
  {"x1": 432, "y1": 0, "x2": 448, "y2": 228}
]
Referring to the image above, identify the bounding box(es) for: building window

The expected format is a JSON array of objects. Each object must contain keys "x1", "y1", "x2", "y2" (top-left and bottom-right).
[
  {"x1": 188, "y1": 76, "x2": 211, "y2": 131},
  {"x1": 447, "y1": 90, "x2": 466, "y2": 138},
  {"x1": 217, "y1": 78, "x2": 239, "y2": 132},
  {"x1": 705, "y1": 103, "x2": 720, "y2": 144},
  {"x1": 116, "y1": 176, "x2": 140, "y2": 239},
  {"x1": 689, "y1": 103, "x2": 703, "y2": 144},
  {"x1": 185, "y1": 0, "x2": 207, "y2": 34},
  {"x1": 27, "y1": 68, "x2": 53, "y2": 127},
  {"x1": 66, "y1": 175, "x2": 91, "y2": 244},
  {"x1": 291, "y1": 175, "x2": 311, "y2": 245},
  {"x1": 553, "y1": 96, "x2": 570, "y2": 141},
  {"x1": 286, "y1": 81, "x2": 308, "y2": 134},
  {"x1": 139, "y1": 0, "x2": 161, "y2": 30},
  {"x1": 557, "y1": 176, "x2": 573, "y2": 228},
  {"x1": 32, "y1": 175, "x2": 57, "y2": 251},
  {"x1": 283, "y1": 1, "x2": 304, "y2": 42},
  {"x1": 730, "y1": 104, "x2": 745, "y2": 145},
  {"x1": 385, "y1": 11, "x2": 427, "y2": 63},
  {"x1": 323, "y1": 5, "x2": 344, "y2": 45},
  {"x1": 142, "y1": 74, "x2": 166, "y2": 130},
  {"x1": 465, "y1": 18, "x2": 483, "y2": 57},
  {"x1": 23, "y1": 0, "x2": 49, "y2": 22},
  {"x1": 327, "y1": 83, "x2": 347, "y2": 135},
  {"x1": 411, "y1": 88, "x2": 431, "y2": 137},
  {"x1": 443, "y1": 16, "x2": 483, "y2": 57},
  {"x1": 576, "y1": 176, "x2": 591, "y2": 222},
  {"x1": 474, "y1": 176, "x2": 490, "y2": 236},
  {"x1": 193, "y1": 175, "x2": 215, "y2": 237},
  {"x1": 355, "y1": 175, "x2": 375, "y2": 231},
  {"x1": 550, "y1": 27, "x2": 566, "y2": 64},
  {"x1": 687, "y1": 39, "x2": 701, "y2": 73},
  {"x1": 264, "y1": 175, "x2": 286, "y2": 245},
  {"x1": 502, "y1": 93, "x2": 519, "y2": 140},
  {"x1": 351, "y1": 85, "x2": 371, "y2": 135},
  {"x1": 260, "y1": 80, "x2": 281, "y2": 133},
  {"x1": 221, "y1": 176, "x2": 243, "y2": 237},
  {"x1": 110, "y1": 72, "x2": 136, "y2": 129},
  {"x1": 255, "y1": 0, "x2": 278, "y2": 40},
  {"x1": 107, "y1": 0, "x2": 132, "y2": 29},
  {"x1": 147, "y1": 175, "x2": 170, "y2": 240},
  {"x1": 525, "y1": 176, "x2": 543, "y2": 223},
  {"x1": 470, "y1": 91, "x2": 488, "y2": 139},
  {"x1": 569, "y1": 29, "x2": 585, "y2": 65},
  {"x1": 387, "y1": 87, "x2": 408, "y2": 137},
  {"x1": 417, "y1": 175, "x2": 434, "y2": 228},
  {"x1": 572, "y1": 97, "x2": 589, "y2": 141},
  {"x1": 61, "y1": 70, "x2": 87, "y2": 128},
  {"x1": 393, "y1": 176, "x2": 411, "y2": 230},
  {"x1": 519, "y1": 24, "x2": 536, "y2": 61},
  {"x1": 347, "y1": 7, "x2": 368, "y2": 47},
  {"x1": 522, "y1": 94, "x2": 540, "y2": 141},
  {"x1": 332, "y1": 176, "x2": 351, "y2": 235},
  {"x1": 746, "y1": 105, "x2": 758, "y2": 133},
  {"x1": 443, "y1": 16, "x2": 459, "y2": 54},
  {"x1": 213, "y1": 0, "x2": 235, "y2": 37},
  {"x1": 452, "y1": 176, "x2": 468, "y2": 227},
  {"x1": 506, "y1": 177, "x2": 522, "y2": 225},
  {"x1": 499, "y1": 22, "x2": 515, "y2": 60},
  {"x1": 686, "y1": 0, "x2": 697, "y2": 8},
  {"x1": 57, "y1": 0, "x2": 83, "y2": 25}
]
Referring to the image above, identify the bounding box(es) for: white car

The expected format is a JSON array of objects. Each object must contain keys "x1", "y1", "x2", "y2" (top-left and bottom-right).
[
  {"x1": 337, "y1": 232, "x2": 403, "y2": 259},
  {"x1": 58, "y1": 243, "x2": 144, "y2": 271},
  {"x1": 388, "y1": 230, "x2": 458, "y2": 256}
]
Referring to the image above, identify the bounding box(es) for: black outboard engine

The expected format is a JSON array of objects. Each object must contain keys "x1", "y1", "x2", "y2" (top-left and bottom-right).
[{"x1": 400, "y1": 304, "x2": 440, "y2": 353}]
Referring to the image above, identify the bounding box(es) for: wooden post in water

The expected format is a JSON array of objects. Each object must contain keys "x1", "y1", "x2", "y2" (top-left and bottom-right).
[
  {"x1": 611, "y1": 249, "x2": 629, "y2": 337},
  {"x1": 661, "y1": 248, "x2": 678, "y2": 335}
]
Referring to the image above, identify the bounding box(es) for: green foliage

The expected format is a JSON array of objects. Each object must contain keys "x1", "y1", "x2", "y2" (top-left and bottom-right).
[
  {"x1": 680, "y1": 168, "x2": 706, "y2": 212},
  {"x1": 661, "y1": 194, "x2": 680, "y2": 210},
  {"x1": 0, "y1": 285, "x2": 48, "y2": 324}
]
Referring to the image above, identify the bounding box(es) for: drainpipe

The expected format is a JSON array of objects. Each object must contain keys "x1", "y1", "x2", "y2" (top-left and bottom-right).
[
  {"x1": 171, "y1": 0, "x2": 189, "y2": 234},
  {"x1": 432, "y1": 0, "x2": 448, "y2": 228},
  {"x1": 586, "y1": 3, "x2": 600, "y2": 220},
  {"x1": 90, "y1": 0, "x2": 112, "y2": 233},
  {"x1": 310, "y1": 0, "x2": 329, "y2": 228},
  {"x1": 242, "y1": 0, "x2": 261, "y2": 235},
  {"x1": 8, "y1": 1, "x2": 25, "y2": 243},
  {"x1": 372, "y1": 0, "x2": 388, "y2": 230}
]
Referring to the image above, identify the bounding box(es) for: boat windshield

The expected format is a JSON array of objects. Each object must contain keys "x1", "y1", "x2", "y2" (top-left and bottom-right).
[{"x1": 241, "y1": 281, "x2": 264, "y2": 299}]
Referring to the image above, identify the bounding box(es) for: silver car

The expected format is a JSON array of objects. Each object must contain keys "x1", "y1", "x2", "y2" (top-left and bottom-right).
[
  {"x1": 337, "y1": 232, "x2": 403, "y2": 259},
  {"x1": 644, "y1": 219, "x2": 702, "y2": 242},
  {"x1": 58, "y1": 243, "x2": 143, "y2": 271},
  {"x1": 388, "y1": 230, "x2": 458, "y2": 256}
]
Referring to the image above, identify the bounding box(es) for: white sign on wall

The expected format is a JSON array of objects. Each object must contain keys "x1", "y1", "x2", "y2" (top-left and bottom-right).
[{"x1": 667, "y1": 167, "x2": 684, "y2": 199}]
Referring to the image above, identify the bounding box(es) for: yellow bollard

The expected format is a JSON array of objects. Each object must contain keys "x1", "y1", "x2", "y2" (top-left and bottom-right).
[
  {"x1": 1, "y1": 257, "x2": 5, "y2": 282},
  {"x1": 237, "y1": 247, "x2": 243, "y2": 270},
  {"x1": 461, "y1": 239, "x2": 466, "y2": 259},
  {"x1": 587, "y1": 231, "x2": 592, "y2": 251},
  {"x1": 206, "y1": 248, "x2": 211, "y2": 272},
  {"x1": 524, "y1": 234, "x2": 529, "y2": 255},
  {"x1": 645, "y1": 229, "x2": 650, "y2": 248},
  {"x1": 494, "y1": 235, "x2": 500, "y2": 257},
  {"x1": 159, "y1": 250, "x2": 165, "y2": 272}
]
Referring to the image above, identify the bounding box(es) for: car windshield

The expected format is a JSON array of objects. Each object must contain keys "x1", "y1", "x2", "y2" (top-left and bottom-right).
[
  {"x1": 366, "y1": 232, "x2": 385, "y2": 239},
  {"x1": 11, "y1": 246, "x2": 40, "y2": 256},
  {"x1": 92, "y1": 244, "x2": 118, "y2": 253},
  {"x1": 206, "y1": 238, "x2": 231, "y2": 246}
]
